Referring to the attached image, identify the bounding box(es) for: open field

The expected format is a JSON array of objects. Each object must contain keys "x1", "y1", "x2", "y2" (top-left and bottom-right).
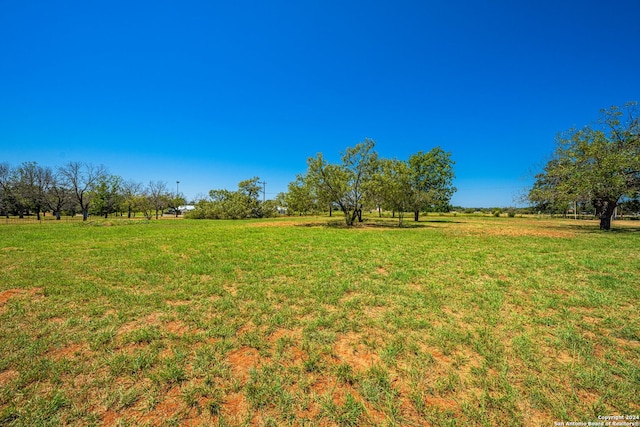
[{"x1": 0, "y1": 216, "x2": 638, "y2": 426}]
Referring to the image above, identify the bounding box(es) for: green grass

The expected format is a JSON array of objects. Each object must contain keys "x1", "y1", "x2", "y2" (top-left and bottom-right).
[{"x1": 0, "y1": 215, "x2": 639, "y2": 425}]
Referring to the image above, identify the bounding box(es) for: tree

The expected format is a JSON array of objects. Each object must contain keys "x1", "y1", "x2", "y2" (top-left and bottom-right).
[
  {"x1": 92, "y1": 175, "x2": 123, "y2": 218},
  {"x1": 121, "y1": 180, "x2": 143, "y2": 218},
  {"x1": 14, "y1": 162, "x2": 49, "y2": 220},
  {"x1": 59, "y1": 162, "x2": 107, "y2": 220},
  {"x1": 0, "y1": 163, "x2": 13, "y2": 218},
  {"x1": 306, "y1": 139, "x2": 379, "y2": 226},
  {"x1": 408, "y1": 148, "x2": 456, "y2": 221},
  {"x1": 237, "y1": 177, "x2": 262, "y2": 218},
  {"x1": 285, "y1": 174, "x2": 316, "y2": 215},
  {"x1": 529, "y1": 102, "x2": 640, "y2": 230},
  {"x1": 133, "y1": 193, "x2": 154, "y2": 220},
  {"x1": 41, "y1": 167, "x2": 70, "y2": 220},
  {"x1": 375, "y1": 158, "x2": 413, "y2": 226},
  {"x1": 188, "y1": 177, "x2": 270, "y2": 220},
  {"x1": 147, "y1": 181, "x2": 169, "y2": 219},
  {"x1": 166, "y1": 194, "x2": 186, "y2": 217}
]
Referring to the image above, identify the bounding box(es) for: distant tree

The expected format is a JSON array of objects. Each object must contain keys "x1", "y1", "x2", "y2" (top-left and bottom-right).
[
  {"x1": 285, "y1": 174, "x2": 316, "y2": 215},
  {"x1": 166, "y1": 193, "x2": 186, "y2": 217},
  {"x1": 237, "y1": 177, "x2": 262, "y2": 218},
  {"x1": 133, "y1": 193, "x2": 154, "y2": 220},
  {"x1": 0, "y1": 163, "x2": 14, "y2": 217},
  {"x1": 92, "y1": 175, "x2": 123, "y2": 218},
  {"x1": 529, "y1": 102, "x2": 640, "y2": 230},
  {"x1": 147, "y1": 181, "x2": 169, "y2": 219},
  {"x1": 375, "y1": 158, "x2": 413, "y2": 226},
  {"x1": 306, "y1": 139, "x2": 379, "y2": 226},
  {"x1": 121, "y1": 180, "x2": 143, "y2": 218},
  {"x1": 41, "y1": 167, "x2": 70, "y2": 220},
  {"x1": 59, "y1": 162, "x2": 107, "y2": 220},
  {"x1": 408, "y1": 148, "x2": 456, "y2": 221},
  {"x1": 189, "y1": 177, "x2": 272, "y2": 220}
]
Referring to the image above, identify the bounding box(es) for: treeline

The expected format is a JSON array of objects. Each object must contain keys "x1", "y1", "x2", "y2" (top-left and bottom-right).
[
  {"x1": 2, "y1": 139, "x2": 456, "y2": 225},
  {"x1": 0, "y1": 161, "x2": 185, "y2": 220}
]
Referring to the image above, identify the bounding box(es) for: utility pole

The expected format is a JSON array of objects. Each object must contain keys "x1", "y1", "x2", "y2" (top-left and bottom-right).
[{"x1": 258, "y1": 181, "x2": 266, "y2": 202}]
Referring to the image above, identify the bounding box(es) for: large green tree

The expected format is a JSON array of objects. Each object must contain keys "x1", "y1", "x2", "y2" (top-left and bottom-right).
[
  {"x1": 408, "y1": 148, "x2": 456, "y2": 221},
  {"x1": 529, "y1": 102, "x2": 640, "y2": 230},
  {"x1": 306, "y1": 139, "x2": 379, "y2": 226}
]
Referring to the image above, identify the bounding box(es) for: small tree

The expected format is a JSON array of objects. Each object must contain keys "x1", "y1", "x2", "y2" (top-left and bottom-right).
[
  {"x1": 121, "y1": 180, "x2": 143, "y2": 218},
  {"x1": 529, "y1": 102, "x2": 640, "y2": 230},
  {"x1": 42, "y1": 168, "x2": 71, "y2": 220},
  {"x1": 92, "y1": 175, "x2": 123, "y2": 218},
  {"x1": 375, "y1": 158, "x2": 413, "y2": 226},
  {"x1": 167, "y1": 194, "x2": 186, "y2": 217},
  {"x1": 285, "y1": 174, "x2": 316, "y2": 216},
  {"x1": 306, "y1": 139, "x2": 379, "y2": 226},
  {"x1": 147, "y1": 181, "x2": 169, "y2": 219}
]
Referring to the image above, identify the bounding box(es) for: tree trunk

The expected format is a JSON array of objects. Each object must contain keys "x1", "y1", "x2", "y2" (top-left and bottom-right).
[
  {"x1": 595, "y1": 199, "x2": 617, "y2": 230},
  {"x1": 55, "y1": 211, "x2": 61, "y2": 220},
  {"x1": 414, "y1": 210, "x2": 419, "y2": 222},
  {"x1": 82, "y1": 207, "x2": 89, "y2": 221},
  {"x1": 329, "y1": 205, "x2": 332, "y2": 217}
]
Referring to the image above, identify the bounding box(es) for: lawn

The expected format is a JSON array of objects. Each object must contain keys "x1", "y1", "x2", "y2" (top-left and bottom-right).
[{"x1": 0, "y1": 215, "x2": 638, "y2": 426}]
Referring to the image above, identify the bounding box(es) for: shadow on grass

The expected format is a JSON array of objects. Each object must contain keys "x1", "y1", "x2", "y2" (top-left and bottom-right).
[
  {"x1": 547, "y1": 220, "x2": 640, "y2": 234},
  {"x1": 295, "y1": 218, "x2": 461, "y2": 229},
  {"x1": 564, "y1": 224, "x2": 640, "y2": 234}
]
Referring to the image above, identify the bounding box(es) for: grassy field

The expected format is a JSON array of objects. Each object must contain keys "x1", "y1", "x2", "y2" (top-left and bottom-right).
[{"x1": 0, "y1": 215, "x2": 638, "y2": 426}]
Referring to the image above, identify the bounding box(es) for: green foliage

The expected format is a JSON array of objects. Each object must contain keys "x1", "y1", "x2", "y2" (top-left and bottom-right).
[
  {"x1": 306, "y1": 139, "x2": 379, "y2": 226},
  {"x1": 372, "y1": 158, "x2": 413, "y2": 226},
  {"x1": 187, "y1": 177, "x2": 274, "y2": 219},
  {"x1": 529, "y1": 102, "x2": 639, "y2": 229},
  {"x1": 301, "y1": 140, "x2": 456, "y2": 226},
  {"x1": 408, "y1": 147, "x2": 456, "y2": 220}
]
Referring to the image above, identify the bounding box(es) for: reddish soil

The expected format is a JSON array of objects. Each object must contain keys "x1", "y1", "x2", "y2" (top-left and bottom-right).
[
  {"x1": 333, "y1": 332, "x2": 381, "y2": 372},
  {"x1": 226, "y1": 347, "x2": 260, "y2": 382}
]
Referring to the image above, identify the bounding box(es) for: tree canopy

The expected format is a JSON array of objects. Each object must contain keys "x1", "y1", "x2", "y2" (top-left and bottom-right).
[
  {"x1": 302, "y1": 139, "x2": 456, "y2": 226},
  {"x1": 529, "y1": 102, "x2": 640, "y2": 230}
]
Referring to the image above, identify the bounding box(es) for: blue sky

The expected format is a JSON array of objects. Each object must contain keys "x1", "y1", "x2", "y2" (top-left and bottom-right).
[{"x1": 1, "y1": 1, "x2": 639, "y2": 207}]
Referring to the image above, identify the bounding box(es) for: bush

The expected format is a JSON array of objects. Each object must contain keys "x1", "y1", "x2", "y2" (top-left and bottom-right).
[{"x1": 492, "y1": 209, "x2": 502, "y2": 217}]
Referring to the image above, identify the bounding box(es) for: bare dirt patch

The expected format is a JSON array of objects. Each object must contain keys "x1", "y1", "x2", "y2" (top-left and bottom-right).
[
  {"x1": 333, "y1": 332, "x2": 381, "y2": 372},
  {"x1": 0, "y1": 369, "x2": 18, "y2": 387},
  {"x1": 227, "y1": 347, "x2": 260, "y2": 382},
  {"x1": 48, "y1": 343, "x2": 88, "y2": 361},
  {"x1": 0, "y1": 287, "x2": 43, "y2": 307},
  {"x1": 222, "y1": 392, "x2": 249, "y2": 421},
  {"x1": 165, "y1": 320, "x2": 190, "y2": 335}
]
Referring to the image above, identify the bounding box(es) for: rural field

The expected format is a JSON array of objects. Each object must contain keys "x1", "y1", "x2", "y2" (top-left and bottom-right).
[{"x1": 0, "y1": 215, "x2": 638, "y2": 426}]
